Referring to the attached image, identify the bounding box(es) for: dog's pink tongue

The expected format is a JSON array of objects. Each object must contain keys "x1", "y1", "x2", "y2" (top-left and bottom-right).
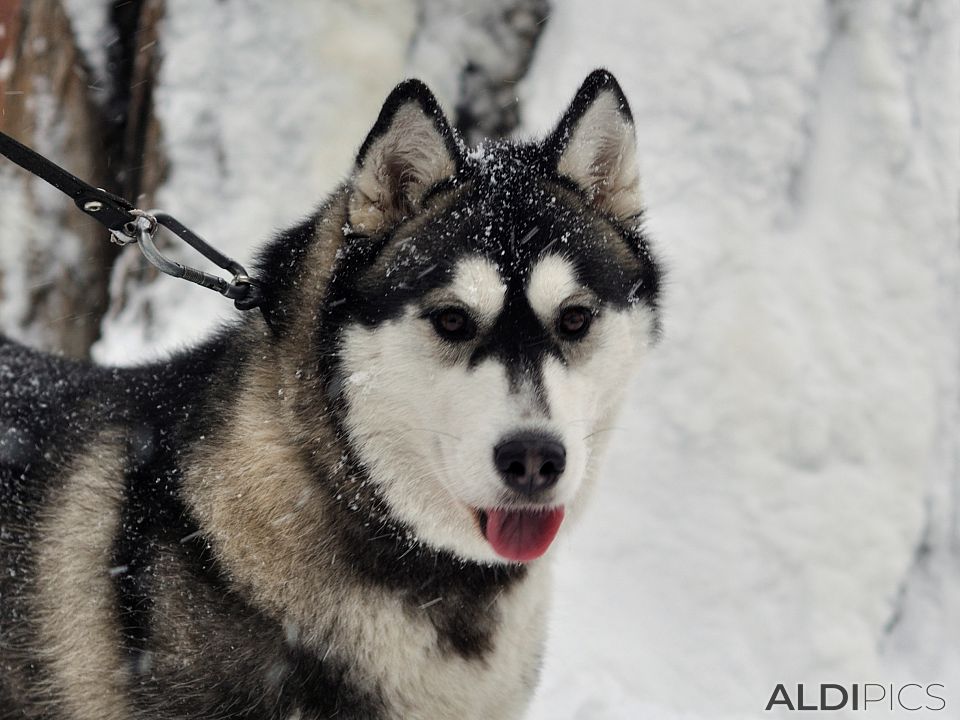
[{"x1": 484, "y1": 507, "x2": 565, "y2": 562}]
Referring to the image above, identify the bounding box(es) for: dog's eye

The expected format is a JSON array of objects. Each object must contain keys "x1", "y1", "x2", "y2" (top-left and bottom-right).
[
  {"x1": 431, "y1": 308, "x2": 476, "y2": 342},
  {"x1": 557, "y1": 306, "x2": 592, "y2": 340}
]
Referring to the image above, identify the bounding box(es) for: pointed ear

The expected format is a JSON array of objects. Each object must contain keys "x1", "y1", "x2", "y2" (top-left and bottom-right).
[
  {"x1": 348, "y1": 79, "x2": 460, "y2": 233},
  {"x1": 545, "y1": 70, "x2": 642, "y2": 222}
]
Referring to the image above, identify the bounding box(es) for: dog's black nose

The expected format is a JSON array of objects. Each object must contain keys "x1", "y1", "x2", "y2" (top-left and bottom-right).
[{"x1": 493, "y1": 434, "x2": 566, "y2": 495}]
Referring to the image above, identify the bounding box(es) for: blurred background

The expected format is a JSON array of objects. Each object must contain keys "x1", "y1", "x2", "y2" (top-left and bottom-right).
[{"x1": 1, "y1": 1, "x2": 958, "y2": 717}]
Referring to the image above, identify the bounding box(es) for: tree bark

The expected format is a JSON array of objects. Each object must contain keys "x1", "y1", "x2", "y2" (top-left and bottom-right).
[{"x1": 0, "y1": 0, "x2": 118, "y2": 358}]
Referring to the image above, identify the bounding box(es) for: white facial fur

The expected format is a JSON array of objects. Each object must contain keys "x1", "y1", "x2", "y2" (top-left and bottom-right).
[{"x1": 339, "y1": 255, "x2": 655, "y2": 563}]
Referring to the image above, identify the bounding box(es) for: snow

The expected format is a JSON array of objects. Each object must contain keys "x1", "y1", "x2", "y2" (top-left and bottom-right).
[
  {"x1": 60, "y1": 0, "x2": 111, "y2": 92},
  {"x1": 3, "y1": 0, "x2": 959, "y2": 717}
]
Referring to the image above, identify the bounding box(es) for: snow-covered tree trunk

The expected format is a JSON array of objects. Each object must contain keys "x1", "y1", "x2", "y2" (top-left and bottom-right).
[{"x1": 0, "y1": 0, "x2": 117, "y2": 358}]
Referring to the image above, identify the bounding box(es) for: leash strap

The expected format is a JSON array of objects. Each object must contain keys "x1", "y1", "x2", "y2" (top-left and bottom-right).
[{"x1": 0, "y1": 130, "x2": 263, "y2": 311}]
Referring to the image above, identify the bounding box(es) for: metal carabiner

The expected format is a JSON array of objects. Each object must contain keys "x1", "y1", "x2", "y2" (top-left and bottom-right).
[{"x1": 130, "y1": 210, "x2": 258, "y2": 303}]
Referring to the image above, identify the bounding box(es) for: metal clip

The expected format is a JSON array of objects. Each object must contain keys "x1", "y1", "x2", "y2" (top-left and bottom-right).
[
  {"x1": 131, "y1": 209, "x2": 257, "y2": 303},
  {"x1": 111, "y1": 209, "x2": 156, "y2": 246}
]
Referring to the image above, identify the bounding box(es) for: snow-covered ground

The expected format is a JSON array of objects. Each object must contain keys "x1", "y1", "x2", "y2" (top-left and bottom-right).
[{"x1": 5, "y1": 1, "x2": 960, "y2": 717}]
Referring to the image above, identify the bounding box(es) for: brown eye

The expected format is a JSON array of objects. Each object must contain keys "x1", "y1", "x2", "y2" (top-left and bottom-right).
[
  {"x1": 431, "y1": 308, "x2": 476, "y2": 342},
  {"x1": 557, "y1": 306, "x2": 592, "y2": 340}
]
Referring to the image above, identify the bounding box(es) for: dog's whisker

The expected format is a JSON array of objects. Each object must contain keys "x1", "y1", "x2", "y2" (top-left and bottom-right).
[
  {"x1": 583, "y1": 427, "x2": 624, "y2": 441},
  {"x1": 361, "y1": 427, "x2": 462, "y2": 443}
]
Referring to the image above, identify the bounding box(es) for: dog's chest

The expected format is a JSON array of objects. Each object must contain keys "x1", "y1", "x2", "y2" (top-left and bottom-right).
[{"x1": 330, "y1": 565, "x2": 551, "y2": 720}]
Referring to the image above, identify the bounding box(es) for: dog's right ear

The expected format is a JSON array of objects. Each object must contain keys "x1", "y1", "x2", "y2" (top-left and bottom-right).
[
  {"x1": 348, "y1": 80, "x2": 460, "y2": 234},
  {"x1": 544, "y1": 69, "x2": 642, "y2": 223}
]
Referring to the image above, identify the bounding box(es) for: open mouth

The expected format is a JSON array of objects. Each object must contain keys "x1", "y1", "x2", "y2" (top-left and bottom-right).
[{"x1": 475, "y1": 506, "x2": 565, "y2": 563}]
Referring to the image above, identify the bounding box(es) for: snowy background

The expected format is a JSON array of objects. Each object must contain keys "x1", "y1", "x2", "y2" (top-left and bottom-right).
[{"x1": 1, "y1": 1, "x2": 959, "y2": 717}]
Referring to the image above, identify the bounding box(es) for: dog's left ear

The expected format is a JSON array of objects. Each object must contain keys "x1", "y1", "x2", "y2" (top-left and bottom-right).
[
  {"x1": 348, "y1": 79, "x2": 460, "y2": 234},
  {"x1": 545, "y1": 69, "x2": 642, "y2": 223}
]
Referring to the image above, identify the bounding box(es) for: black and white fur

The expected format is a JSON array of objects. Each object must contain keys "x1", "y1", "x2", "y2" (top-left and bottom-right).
[{"x1": 0, "y1": 70, "x2": 661, "y2": 719}]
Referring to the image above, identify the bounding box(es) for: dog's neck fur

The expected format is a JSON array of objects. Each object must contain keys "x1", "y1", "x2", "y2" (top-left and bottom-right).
[{"x1": 182, "y1": 192, "x2": 532, "y2": 662}]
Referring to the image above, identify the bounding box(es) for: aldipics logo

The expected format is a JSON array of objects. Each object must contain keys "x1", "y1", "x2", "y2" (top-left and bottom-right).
[{"x1": 765, "y1": 684, "x2": 946, "y2": 712}]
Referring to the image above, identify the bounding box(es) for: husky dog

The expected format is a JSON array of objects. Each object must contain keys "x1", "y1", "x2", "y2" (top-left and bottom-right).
[{"x1": 0, "y1": 69, "x2": 660, "y2": 719}]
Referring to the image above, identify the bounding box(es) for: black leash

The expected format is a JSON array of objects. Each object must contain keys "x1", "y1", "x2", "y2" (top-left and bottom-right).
[{"x1": 0, "y1": 130, "x2": 263, "y2": 312}]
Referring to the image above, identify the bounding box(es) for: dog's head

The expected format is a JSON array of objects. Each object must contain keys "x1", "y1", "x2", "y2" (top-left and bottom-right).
[{"x1": 320, "y1": 70, "x2": 660, "y2": 564}]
